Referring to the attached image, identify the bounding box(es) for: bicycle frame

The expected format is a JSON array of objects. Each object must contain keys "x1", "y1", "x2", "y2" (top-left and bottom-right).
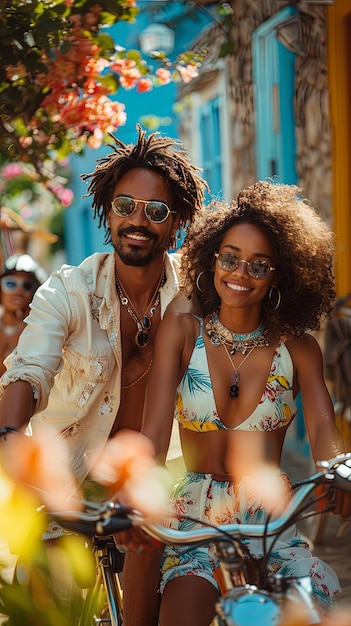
[{"x1": 84, "y1": 536, "x2": 124, "y2": 626}]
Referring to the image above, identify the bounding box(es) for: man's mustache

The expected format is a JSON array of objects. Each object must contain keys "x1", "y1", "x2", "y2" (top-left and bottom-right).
[{"x1": 118, "y1": 226, "x2": 157, "y2": 241}]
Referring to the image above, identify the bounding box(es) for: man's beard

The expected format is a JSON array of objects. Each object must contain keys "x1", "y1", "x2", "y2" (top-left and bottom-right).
[
  {"x1": 112, "y1": 227, "x2": 167, "y2": 266},
  {"x1": 113, "y1": 243, "x2": 156, "y2": 266}
]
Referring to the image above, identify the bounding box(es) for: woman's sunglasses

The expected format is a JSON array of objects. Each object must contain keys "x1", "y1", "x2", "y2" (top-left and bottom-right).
[
  {"x1": 1, "y1": 276, "x2": 35, "y2": 293},
  {"x1": 111, "y1": 196, "x2": 176, "y2": 224},
  {"x1": 215, "y1": 252, "x2": 275, "y2": 280}
]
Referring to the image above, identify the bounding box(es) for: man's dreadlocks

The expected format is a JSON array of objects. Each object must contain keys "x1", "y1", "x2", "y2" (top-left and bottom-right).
[{"x1": 81, "y1": 125, "x2": 207, "y2": 244}]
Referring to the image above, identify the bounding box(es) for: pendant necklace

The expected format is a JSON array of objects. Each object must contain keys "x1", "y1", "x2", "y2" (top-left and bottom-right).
[
  {"x1": 116, "y1": 267, "x2": 165, "y2": 348},
  {"x1": 223, "y1": 343, "x2": 256, "y2": 398},
  {"x1": 206, "y1": 312, "x2": 269, "y2": 355}
]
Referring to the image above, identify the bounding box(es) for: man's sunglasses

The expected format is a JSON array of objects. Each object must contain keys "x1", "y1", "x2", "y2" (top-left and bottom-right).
[
  {"x1": 1, "y1": 276, "x2": 35, "y2": 293},
  {"x1": 111, "y1": 196, "x2": 176, "y2": 224},
  {"x1": 215, "y1": 252, "x2": 275, "y2": 280}
]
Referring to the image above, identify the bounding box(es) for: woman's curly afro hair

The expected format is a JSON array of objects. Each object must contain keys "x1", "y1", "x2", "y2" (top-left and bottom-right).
[
  {"x1": 81, "y1": 125, "x2": 207, "y2": 245},
  {"x1": 180, "y1": 180, "x2": 336, "y2": 339}
]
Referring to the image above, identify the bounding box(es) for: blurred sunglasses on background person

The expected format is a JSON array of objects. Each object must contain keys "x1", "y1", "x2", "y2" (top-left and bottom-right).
[{"x1": 1, "y1": 276, "x2": 36, "y2": 293}]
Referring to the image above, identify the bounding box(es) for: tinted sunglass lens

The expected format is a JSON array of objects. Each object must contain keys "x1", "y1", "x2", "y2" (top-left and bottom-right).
[
  {"x1": 2, "y1": 279, "x2": 16, "y2": 292},
  {"x1": 23, "y1": 282, "x2": 34, "y2": 291},
  {"x1": 218, "y1": 253, "x2": 237, "y2": 271},
  {"x1": 248, "y1": 261, "x2": 269, "y2": 279},
  {"x1": 112, "y1": 197, "x2": 135, "y2": 216},
  {"x1": 145, "y1": 202, "x2": 169, "y2": 223}
]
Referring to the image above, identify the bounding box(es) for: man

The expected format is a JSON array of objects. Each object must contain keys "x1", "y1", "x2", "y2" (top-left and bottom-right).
[{"x1": 0, "y1": 125, "x2": 206, "y2": 624}]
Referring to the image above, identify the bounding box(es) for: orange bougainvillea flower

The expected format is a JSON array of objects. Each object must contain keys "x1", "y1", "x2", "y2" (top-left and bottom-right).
[
  {"x1": 137, "y1": 77, "x2": 153, "y2": 93},
  {"x1": 155, "y1": 68, "x2": 172, "y2": 85},
  {"x1": 91, "y1": 429, "x2": 171, "y2": 521},
  {"x1": 0, "y1": 425, "x2": 79, "y2": 512}
]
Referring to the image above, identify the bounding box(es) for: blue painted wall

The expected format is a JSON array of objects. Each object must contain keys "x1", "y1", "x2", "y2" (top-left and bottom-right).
[
  {"x1": 64, "y1": 3, "x2": 210, "y2": 265},
  {"x1": 252, "y1": 6, "x2": 298, "y2": 184}
]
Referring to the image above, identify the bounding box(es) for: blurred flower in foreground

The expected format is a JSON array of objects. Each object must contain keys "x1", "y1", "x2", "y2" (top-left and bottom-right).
[
  {"x1": 0, "y1": 425, "x2": 79, "y2": 512},
  {"x1": 0, "y1": 468, "x2": 44, "y2": 558},
  {"x1": 281, "y1": 599, "x2": 351, "y2": 625},
  {"x1": 91, "y1": 429, "x2": 172, "y2": 521},
  {"x1": 226, "y1": 430, "x2": 291, "y2": 517}
]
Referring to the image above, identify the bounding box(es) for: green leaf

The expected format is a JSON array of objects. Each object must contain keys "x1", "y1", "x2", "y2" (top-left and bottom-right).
[{"x1": 99, "y1": 73, "x2": 120, "y2": 91}]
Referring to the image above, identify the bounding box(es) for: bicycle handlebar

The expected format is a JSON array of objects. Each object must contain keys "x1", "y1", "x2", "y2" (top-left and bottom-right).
[{"x1": 47, "y1": 454, "x2": 351, "y2": 544}]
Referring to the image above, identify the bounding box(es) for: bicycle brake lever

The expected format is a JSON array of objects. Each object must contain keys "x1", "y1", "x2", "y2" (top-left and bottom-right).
[{"x1": 317, "y1": 455, "x2": 351, "y2": 495}]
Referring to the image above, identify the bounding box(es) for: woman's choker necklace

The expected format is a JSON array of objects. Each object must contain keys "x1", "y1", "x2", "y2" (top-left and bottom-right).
[{"x1": 206, "y1": 312, "x2": 269, "y2": 355}]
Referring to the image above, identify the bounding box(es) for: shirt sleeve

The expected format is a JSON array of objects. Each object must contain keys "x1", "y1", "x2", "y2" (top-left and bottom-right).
[{"x1": 0, "y1": 272, "x2": 73, "y2": 413}]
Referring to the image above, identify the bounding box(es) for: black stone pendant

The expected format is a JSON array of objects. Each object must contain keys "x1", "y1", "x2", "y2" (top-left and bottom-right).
[
  {"x1": 230, "y1": 384, "x2": 239, "y2": 398},
  {"x1": 230, "y1": 371, "x2": 240, "y2": 398},
  {"x1": 142, "y1": 315, "x2": 151, "y2": 330},
  {"x1": 135, "y1": 328, "x2": 150, "y2": 348}
]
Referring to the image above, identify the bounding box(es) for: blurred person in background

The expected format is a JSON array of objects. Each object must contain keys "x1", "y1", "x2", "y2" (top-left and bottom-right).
[{"x1": 0, "y1": 254, "x2": 48, "y2": 376}]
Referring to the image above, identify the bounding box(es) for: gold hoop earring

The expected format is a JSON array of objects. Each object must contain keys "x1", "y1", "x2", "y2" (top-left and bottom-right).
[
  {"x1": 269, "y1": 286, "x2": 281, "y2": 311},
  {"x1": 196, "y1": 270, "x2": 212, "y2": 292}
]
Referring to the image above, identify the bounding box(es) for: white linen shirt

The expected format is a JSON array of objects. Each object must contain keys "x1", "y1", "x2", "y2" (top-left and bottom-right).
[{"x1": 0, "y1": 251, "x2": 186, "y2": 489}]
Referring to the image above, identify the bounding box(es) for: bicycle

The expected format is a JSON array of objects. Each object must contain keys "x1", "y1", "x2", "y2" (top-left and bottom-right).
[
  {"x1": 84, "y1": 534, "x2": 124, "y2": 626},
  {"x1": 49, "y1": 453, "x2": 351, "y2": 626}
]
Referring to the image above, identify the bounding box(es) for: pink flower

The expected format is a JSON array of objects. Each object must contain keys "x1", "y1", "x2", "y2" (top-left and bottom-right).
[
  {"x1": 177, "y1": 64, "x2": 199, "y2": 84},
  {"x1": 59, "y1": 188, "x2": 74, "y2": 206},
  {"x1": 21, "y1": 207, "x2": 33, "y2": 219},
  {"x1": 1, "y1": 163, "x2": 23, "y2": 179},
  {"x1": 155, "y1": 68, "x2": 171, "y2": 85}
]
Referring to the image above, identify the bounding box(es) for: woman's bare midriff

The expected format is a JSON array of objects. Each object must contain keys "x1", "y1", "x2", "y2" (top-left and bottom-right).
[{"x1": 179, "y1": 426, "x2": 288, "y2": 475}]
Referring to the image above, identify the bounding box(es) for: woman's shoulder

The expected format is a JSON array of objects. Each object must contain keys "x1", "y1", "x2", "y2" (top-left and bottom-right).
[
  {"x1": 162, "y1": 311, "x2": 203, "y2": 328},
  {"x1": 283, "y1": 331, "x2": 322, "y2": 361},
  {"x1": 158, "y1": 312, "x2": 203, "y2": 347}
]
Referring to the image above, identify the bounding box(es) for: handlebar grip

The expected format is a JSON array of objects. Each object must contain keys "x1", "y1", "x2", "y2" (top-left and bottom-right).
[
  {"x1": 55, "y1": 517, "x2": 133, "y2": 537},
  {"x1": 49, "y1": 505, "x2": 134, "y2": 537},
  {"x1": 95, "y1": 516, "x2": 133, "y2": 536},
  {"x1": 332, "y1": 459, "x2": 351, "y2": 493}
]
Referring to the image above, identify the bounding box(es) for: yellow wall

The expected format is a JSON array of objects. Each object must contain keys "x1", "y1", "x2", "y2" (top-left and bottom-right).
[{"x1": 327, "y1": 1, "x2": 351, "y2": 296}]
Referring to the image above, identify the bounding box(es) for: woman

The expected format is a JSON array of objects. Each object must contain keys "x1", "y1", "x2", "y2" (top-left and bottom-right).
[
  {"x1": 141, "y1": 181, "x2": 349, "y2": 626},
  {"x1": 0, "y1": 254, "x2": 47, "y2": 375}
]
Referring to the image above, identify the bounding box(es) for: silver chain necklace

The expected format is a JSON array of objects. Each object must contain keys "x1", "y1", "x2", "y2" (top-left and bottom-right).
[{"x1": 116, "y1": 267, "x2": 165, "y2": 348}]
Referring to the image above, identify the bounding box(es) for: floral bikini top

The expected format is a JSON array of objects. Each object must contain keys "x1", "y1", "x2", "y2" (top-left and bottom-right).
[{"x1": 175, "y1": 318, "x2": 297, "y2": 432}]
